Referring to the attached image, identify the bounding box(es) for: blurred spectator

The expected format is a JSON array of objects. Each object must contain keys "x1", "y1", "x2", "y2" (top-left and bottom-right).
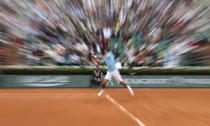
[
  {"x1": 68, "y1": 51, "x2": 81, "y2": 66},
  {"x1": 123, "y1": 41, "x2": 135, "y2": 66},
  {"x1": 116, "y1": 58, "x2": 122, "y2": 69},
  {"x1": 112, "y1": 43, "x2": 119, "y2": 59},
  {"x1": 0, "y1": 0, "x2": 209, "y2": 67}
]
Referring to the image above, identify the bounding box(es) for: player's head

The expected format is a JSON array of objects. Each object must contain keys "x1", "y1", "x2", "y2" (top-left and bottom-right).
[{"x1": 104, "y1": 47, "x2": 110, "y2": 54}]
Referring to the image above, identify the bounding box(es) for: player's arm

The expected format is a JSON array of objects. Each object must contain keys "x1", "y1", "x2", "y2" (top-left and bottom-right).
[
  {"x1": 96, "y1": 55, "x2": 106, "y2": 60},
  {"x1": 91, "y1": 53, "x2": 107, "y2": 60},
  {"x1": 90, "y1": 55, "x2": 104, "y2": 66},
  {"x1": 96, "y1": 59, "x2": 104, "y2": 66}
]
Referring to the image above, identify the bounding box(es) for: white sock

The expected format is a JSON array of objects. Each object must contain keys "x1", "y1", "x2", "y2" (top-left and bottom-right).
[
  {"x1": 127, "y1": 85, "x2": 134, "y2": 96},
  {"x1": 98, "y1": 89, "x2": 104, "y2": 96}
]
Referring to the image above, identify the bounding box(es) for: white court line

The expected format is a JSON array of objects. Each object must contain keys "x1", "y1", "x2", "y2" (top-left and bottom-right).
[{"x1": 105, "y1": 94, "x2": 145, "y2": 126}]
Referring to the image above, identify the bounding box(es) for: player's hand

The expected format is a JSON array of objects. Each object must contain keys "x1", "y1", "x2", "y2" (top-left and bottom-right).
[{"x1": 91, "y1": 55, "x2": 97, "y2": 59}]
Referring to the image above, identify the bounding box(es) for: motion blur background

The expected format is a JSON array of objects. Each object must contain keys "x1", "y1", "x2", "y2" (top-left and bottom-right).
[{"x1": 0, "y1": 0, "x2": 210, "y2": 67}]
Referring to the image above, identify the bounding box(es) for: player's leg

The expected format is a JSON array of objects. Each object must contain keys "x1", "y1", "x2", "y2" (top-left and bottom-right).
[
  {"x1": 112, "y1": 70, "x2": 134, "y2": 96},
  {"x1": 98, "y1": 79, "x2": 109, "y2": 96},
  {"x1": 119, "y1": 81, "x2": 134, "y2": 96},
  {"x1": 98, "y1": 72, "x2": 111, "y2": 96},
  {"x1": 101, "y1": 79, "x2": 109, "y2": 88}
]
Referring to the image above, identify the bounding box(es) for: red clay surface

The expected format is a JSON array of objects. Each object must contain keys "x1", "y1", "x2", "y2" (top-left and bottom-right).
[{"x1": 0, "y1": 89, "x2": 210, "y2": 126}]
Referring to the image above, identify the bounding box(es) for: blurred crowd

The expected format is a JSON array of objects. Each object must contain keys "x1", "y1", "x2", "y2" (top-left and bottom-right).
[{"x1": 0, "y1": 0, "x2": 210, "y2": 67}]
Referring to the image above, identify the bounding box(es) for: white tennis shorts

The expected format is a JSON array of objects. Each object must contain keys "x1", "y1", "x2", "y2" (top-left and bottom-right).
[{"x1": 105, "y1": 70, "x2": 123, "y2": 82}]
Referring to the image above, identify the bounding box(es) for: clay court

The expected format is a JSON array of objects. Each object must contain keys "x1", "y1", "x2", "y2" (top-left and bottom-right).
[{"x1": 0, "y1": 88, "x2": 210, "y2": 126}]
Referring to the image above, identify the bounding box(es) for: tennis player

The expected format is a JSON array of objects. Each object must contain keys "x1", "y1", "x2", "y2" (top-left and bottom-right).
[{"x1": 92, "y1": 47, "x2": 134, "y2": 96}]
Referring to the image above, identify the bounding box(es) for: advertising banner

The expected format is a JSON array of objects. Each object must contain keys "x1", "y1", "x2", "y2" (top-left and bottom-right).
[{"x1": 0, "y1": 75, "x2": 210, "y2": 88}]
